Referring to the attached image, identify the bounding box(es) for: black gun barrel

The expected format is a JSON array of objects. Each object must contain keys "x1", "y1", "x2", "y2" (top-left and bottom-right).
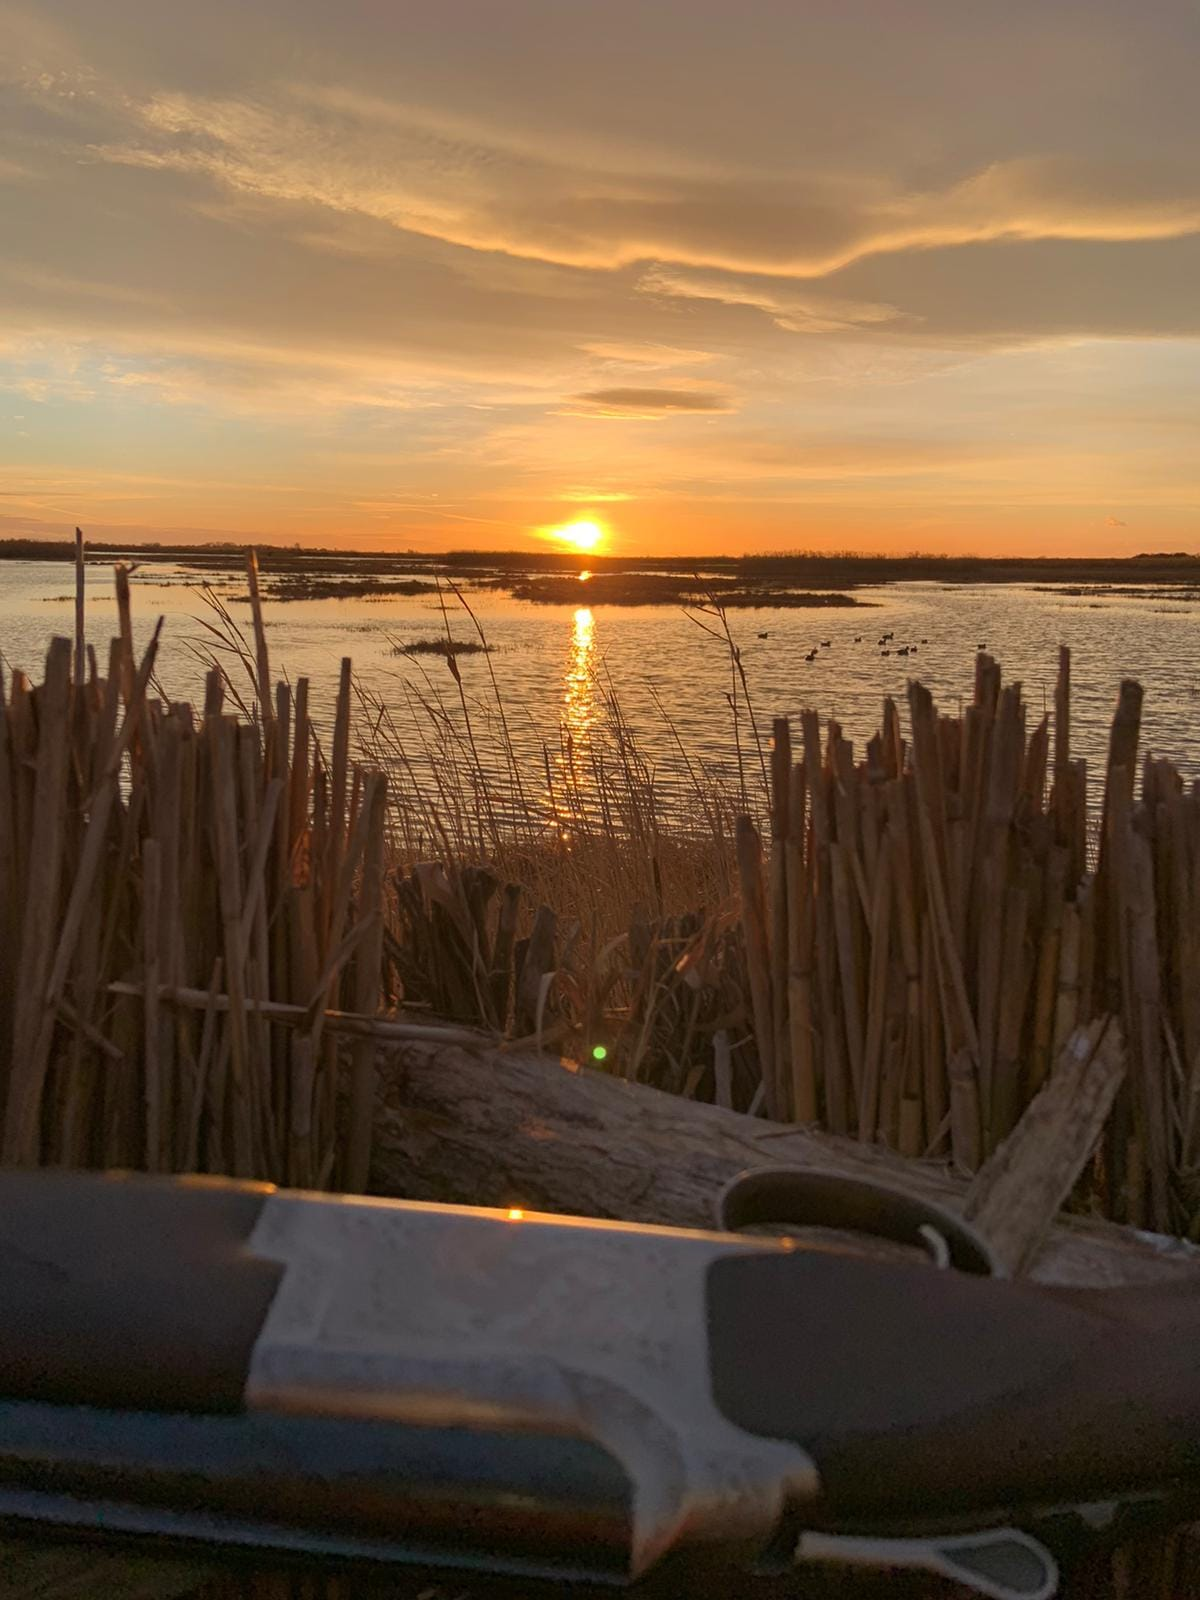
[{"x1": 2, "y1": 1169, "x2": 1199, "y2": 1599}]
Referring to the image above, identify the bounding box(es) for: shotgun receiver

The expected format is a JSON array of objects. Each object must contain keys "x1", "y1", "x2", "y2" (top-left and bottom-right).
[{"x1": 1, "y1": 1169, "x2": 1198, "y2": 1599}]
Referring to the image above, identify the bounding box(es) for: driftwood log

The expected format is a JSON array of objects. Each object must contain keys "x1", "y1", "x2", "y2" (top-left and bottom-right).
[{"x1": 370, "y1": 1036, "x2": 1200, "y2": 1289}]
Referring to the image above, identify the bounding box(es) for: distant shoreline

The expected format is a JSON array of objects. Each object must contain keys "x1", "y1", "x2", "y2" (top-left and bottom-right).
[{"x1": 3, "y1": 539, "x2": 1198, "y2": 607}]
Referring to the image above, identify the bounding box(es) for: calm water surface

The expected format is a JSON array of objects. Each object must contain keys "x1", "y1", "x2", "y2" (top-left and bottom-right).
[{"x1": 2, "y1": 559, "x2": 1198, "y2": 821}]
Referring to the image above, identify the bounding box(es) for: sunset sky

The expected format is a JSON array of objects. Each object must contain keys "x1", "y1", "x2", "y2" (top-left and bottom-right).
[{"x1": 2, "y1": 0, "x2": 1199, "y2": 556}]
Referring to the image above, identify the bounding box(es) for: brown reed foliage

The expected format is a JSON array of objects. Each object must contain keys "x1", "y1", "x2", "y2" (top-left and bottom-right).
[
  {"x1": 737, "y1": 646, "x2": 1200, "y2": 1233},
  {"x1": 6, "y1": 548, "x2": 1199, "y2": 1240},
  {"x1": 0, "y1": 552, "x2": 484, "y2": 1191},
  {"x1": 354, "y1": 587, "x2": 757, "y2": 1096}
]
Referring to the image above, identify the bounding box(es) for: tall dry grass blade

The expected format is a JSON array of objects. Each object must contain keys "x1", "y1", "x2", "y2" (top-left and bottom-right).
[
  {"x1": 73, "y1": 526, "x2": 86, "y2": 690},
  {"x1": 245, "y1": 549, "x2": 273, "y2": 735}
]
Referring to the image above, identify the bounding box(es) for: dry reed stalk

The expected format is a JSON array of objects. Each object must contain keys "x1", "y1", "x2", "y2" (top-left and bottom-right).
[
  {"x1": 990, "y1": 879, "x2": 1031, "y2": 1146},
  {"x1": 245, "y1": 549, "x2": 272, "y2": 736},
  {"x1": 4, "y1": 638, "x2": 73, "y2": 1163},
  {"x1": 734, "y1": 647, "x2": 1200, "y2": 1223},
  {"x1": 829, "y1": 841, "x2": 865, "y2": 1110},
  {"x1": 114, "y1": 563, "x2": 136, "y2": 706},
  {"x1": 1053, "y1": 645, "x2": 1071, "y2": 842},
  {"x1": 735, "y1": 813, "x2": 777, "y2": 1116},
  {"x1": 1028, "y1": 847, "x2": 1069, "y2": 1095},
  {"x1": 769, "y1": 717, "x2": 791, "y2": 1102},
  {"x1": 859, "y1": 834, "x2": 893, "y2": 1138},
  {"x1": 142, "y1": 836, "x2": 163, "y2": 1171},
  {"x1": 1094, "y1": 679, "x2": 1144, "y2": 1013},
  {"x1": 73, "y1": 526, "x2": 85, "y2": 690},
  {"x1": 786, "y1": 759, "x2": 817, "y2": 1122},
  {"x1": 344, "y1": 771, "x2": 387, "y2": 1193},
  {"x1": 801, "y1": 709, "x2": 846, "y2": 1131},
  {"x1": 322, "y1": 658, "x2": 353, "y2": 941},
  {"x1": 0, "y1": 555, "x2": 399, "y2": 1190},
  {"x1": 909, "y1": 683, "x2": 982, "y2": 1169},
  {"x1": 208, "y1": 712, "x2": 255, "y2": 1176},
  {"x1": 0, "y1": 661, "x2": 17, "y2": 1106},
  {"x1": 8, "y1": 672, "x2": 34, "y2": 915}
]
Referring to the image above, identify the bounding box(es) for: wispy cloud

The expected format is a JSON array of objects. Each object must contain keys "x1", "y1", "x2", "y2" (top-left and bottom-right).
[
  {"x1": 3, "y1": 0, "x2": 1200, "y2": 552},
  {"x1": 88, "y1": 84, "x2": 1200, "y2": 280},
  {"x1": 569, "y1": 386, "x2": 736, "y2": 417},
  {"x1": 639, "y1": 267, "x2": 902, "y2": 333}
]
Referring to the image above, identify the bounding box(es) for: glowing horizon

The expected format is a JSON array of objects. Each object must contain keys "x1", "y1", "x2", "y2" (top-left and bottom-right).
[{"x1": 2, "y1": 4, "x2": 1199, "y2": 558}]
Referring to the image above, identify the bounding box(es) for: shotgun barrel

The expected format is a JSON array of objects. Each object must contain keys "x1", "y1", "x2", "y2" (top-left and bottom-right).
[{"x1": 2, "y1": 1171, "x2": 1198, "y2": 1598}]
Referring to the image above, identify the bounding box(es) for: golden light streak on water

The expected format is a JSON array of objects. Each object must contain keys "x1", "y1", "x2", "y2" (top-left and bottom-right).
[{"x1": 563, "y1": 606, "x2": 598, "y2": 751}]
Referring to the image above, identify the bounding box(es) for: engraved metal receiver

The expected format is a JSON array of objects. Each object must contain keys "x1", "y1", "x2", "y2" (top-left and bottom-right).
[{"x1": 2, "y1": 1169, "x2": 1197, "y2": 1597}]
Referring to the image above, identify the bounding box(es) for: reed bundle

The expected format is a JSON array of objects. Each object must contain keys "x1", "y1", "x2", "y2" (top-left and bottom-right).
[
  {"x1": 738, "y1": 647, "x2": 1199, "y2": 1232},
  {"x1": 0, "y1": 554, "x2": 407, "y2": 1191}
]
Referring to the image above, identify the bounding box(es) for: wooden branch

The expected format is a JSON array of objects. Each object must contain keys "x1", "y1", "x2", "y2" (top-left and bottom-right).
[
  {"x1": 370, "y1": 1037, "x2": 1200, "y2": 1290},
  {"x1": 964, "y1": 1016, "x2": 1127, "y2": 1274},
  {"x1": 106, "y1": 981, "x2": 490, "y2": 1047}
]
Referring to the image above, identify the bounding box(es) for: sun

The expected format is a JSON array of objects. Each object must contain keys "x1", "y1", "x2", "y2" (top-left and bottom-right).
[{"x1": 548, "y1": 519, "x2": 605, "y2": 553}]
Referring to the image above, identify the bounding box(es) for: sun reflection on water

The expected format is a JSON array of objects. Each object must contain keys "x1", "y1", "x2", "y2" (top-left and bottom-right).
[
  {"x1": 556, "y1": 606, "x2": 600, "y2": 814},
  {"x1": 563, "y1": 607, "x2": 598, "y2": 746}
]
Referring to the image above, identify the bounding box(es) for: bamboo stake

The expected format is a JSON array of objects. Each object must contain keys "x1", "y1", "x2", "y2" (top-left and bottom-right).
[{"x1": 735, "y1": 813, "x2": 778, "y2": 1118}]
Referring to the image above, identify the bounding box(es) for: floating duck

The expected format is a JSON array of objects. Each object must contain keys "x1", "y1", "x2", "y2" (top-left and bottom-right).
[
  {"x1": 820, "y1": 639, "x2": 831, "y2": 648},
  {"x1": 757, "y1": 631, "x2": 769, "y2": 639}
]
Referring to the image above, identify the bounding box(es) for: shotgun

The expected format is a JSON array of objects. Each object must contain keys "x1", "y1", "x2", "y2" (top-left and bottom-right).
[{"x1": 1, "y1": 1167, "x2": 1197, "y2": 1599}]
